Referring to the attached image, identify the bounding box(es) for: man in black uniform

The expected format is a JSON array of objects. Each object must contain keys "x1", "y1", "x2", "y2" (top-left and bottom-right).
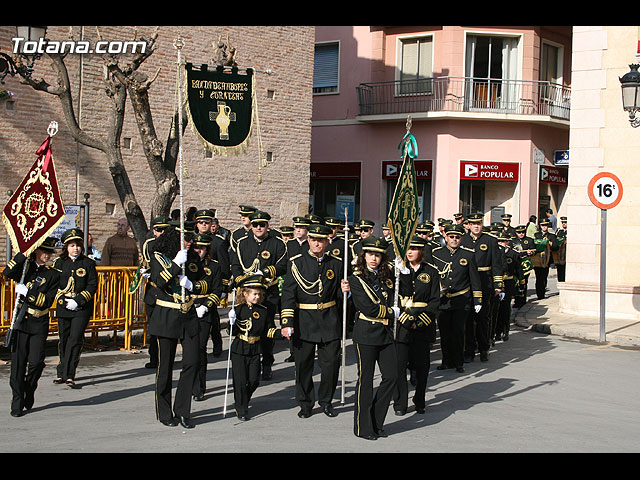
[
  {"x1": 461, "y1": 213, "x2": 503, "y2": 362},
  {"x1": 501, "y1": 214, "x2": 517, "y2": 239},
  {"x1": 195, "y1": 208, "x2": 230, "y2": 357},
  {"x1": 495, "y1": 231, "x2": 525, "y2": 341},
  {"x1": 231, "y1": 205, "x2": 257, "y2": 253},
  {"x1": 511, "y1": 225, "x2": 536, "y2": 307},
  {"x1": 141, "y1": 216, "x2": 171, "y2": 369},
  {"x1": 555, "y1": 216, "x2": 567, "y2": 282},
  {"x1": 3, "y1": 237, "x2": 60, "y2": 417},
  {"x1": 351, "y1": 219, "x2": 375, "y2": 258},
  {"x1": 231, "y1": 210, "x2": 287, "y2": 380},
  {"x1": 280, "y1": 223, "x2": 347, "y2": 418},
  {"x1": 285, "y1": 216, "x2": 311, "y2": 260},
  {"x1": 432, "y1": 224, "x2": 482, "y2": 373}
]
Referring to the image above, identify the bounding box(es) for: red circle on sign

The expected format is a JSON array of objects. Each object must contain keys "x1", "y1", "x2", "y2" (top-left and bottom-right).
[{"x1": 587, "y1": 172, "x2": 623, "y2": 209}]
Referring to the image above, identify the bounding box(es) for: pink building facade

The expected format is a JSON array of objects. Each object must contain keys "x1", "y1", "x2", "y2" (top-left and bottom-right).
[{"x1": 311, "y1": 26, "x2": 571, "y2": 232}]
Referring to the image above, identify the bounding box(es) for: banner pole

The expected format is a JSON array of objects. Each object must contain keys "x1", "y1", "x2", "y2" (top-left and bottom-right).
[
  {"x1": 341, "y1": 207, "x2": 349, "y2": 404},
  {"x1": 174, "y1": 35, "x2": 186, "y2": 302}
]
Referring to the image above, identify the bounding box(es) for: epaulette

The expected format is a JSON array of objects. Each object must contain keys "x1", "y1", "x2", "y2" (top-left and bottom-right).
[
  {"x1": 460, "y1": 245, "x2": 475, "y2": 253},
  {"x1": 288, "y1": 253, "x2": 302, "y2": 262},
  {"x1": 431, "y1": 246, "x2": 444, "y2": 253}
]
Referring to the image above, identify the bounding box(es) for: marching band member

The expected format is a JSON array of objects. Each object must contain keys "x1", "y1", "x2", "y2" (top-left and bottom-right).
[{"x1": 53, "y1": 229, "x2": 98, "y2": 389}]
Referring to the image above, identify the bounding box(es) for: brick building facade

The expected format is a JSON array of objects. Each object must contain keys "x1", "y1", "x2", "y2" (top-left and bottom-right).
[{"x1": 0, "y1": 26, "x2": 314, "y2": 260}]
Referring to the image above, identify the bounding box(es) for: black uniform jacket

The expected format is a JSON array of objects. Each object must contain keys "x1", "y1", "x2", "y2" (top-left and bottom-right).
[
  {"x1": 284, "y1": 237, "x2": 309, "y2": 260},
  {"x1": 3, "y1": 253, "x2": 60, "y2": 335},
  {"x1": 431, "y1": 245, "x2": 482, "y2": 311},
  {"x1": 194, "y1": 258, "x2": 223, "y2": 314},
  {"x1": 230, "y1": 303, "x2": 279, "y2": 356},
  {"x1": 348, "y1": 266, "x2": 396, "y2": 346},
  {"x1": 141, "y1": 236, "x2": 159, "y2": 306},
  {"x1": 397, "y1": 261, "x2": 441, "y2": 344},
  {"x1": 148, "y1": 250, "x2": 211, "y2": 339},
  {"x1": 53, "y1": 254, "x2": 97, "y2": 319},
  {"x1": 231, "y1": 232, "x2": 287, "y2": 295},
  {"x1": 210, "y1": 234, "x2": 231, "y2": 292},
  {"x1": 461, "y1": 232, "x2": 504, "y2": 290},
  {"x1": 280, "y1": 250, "x2": 344, "y2": 343},
  {"x1": 500, "y1": 246, "x2": 526, "y2": 295}
]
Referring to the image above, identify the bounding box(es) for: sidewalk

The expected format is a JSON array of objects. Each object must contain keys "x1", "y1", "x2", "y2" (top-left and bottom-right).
[{"x1": 514, "y1": 270, "x2": 640, "y2": 348}]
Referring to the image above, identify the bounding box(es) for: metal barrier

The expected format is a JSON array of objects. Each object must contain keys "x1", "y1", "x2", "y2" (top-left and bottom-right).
[{"x1": 1, "y1": 266, "x2": 147, "y2": 352}]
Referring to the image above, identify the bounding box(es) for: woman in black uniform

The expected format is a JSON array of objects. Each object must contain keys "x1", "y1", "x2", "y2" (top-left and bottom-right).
[
  {"x1": 3, "y1": 237, "x2": 60, "y2": 416},
  {"x1": 53, "y1": 229, "x2": 97, "y2": 389},
  {"x1": 392, "y1": 236, "x2": 440, "y2": 416},
  {"x1": 347, "y1": 236, "x2": 400, "y2": 440}
]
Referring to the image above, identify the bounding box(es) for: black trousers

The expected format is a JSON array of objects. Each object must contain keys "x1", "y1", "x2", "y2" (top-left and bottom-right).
[
  {"x1": 496, "y1": 281, "x2": 515, "y2": 338},
  {"x1": 56, "y1": 314, "x2": 90, "y2": 381},
  {"x1": 146, "y1": 303, "x2": 158, "y2": 366},
  {"x1": 231, "y1": 351, "x2": 261, "y2": 416},
  {"x1": 488, "y1": 293, "x2": 500, "y2": 343},
  {"x1": 9, "y1": 328, "x2": 47, "y2": 414},
  {"x1": 208, "y1": 308, "x2": 222, "y2": 354},
  {"x1": 393, "y1": 339, "x2": 430, "y2": 412},
  {"x1": 465, "y1": 288, "x2": 492, "y2": 357},
  {"x1": 293, "y1": 337, "x2": 340, "y2": 410},
  {"x1": 155, "y1": 333, "x2": 199, "y2": 422},
  {"x1": 556, "y1": 263, "x2": 566, "y2": 282},
  {"x1": 534, "y1": 267, "x2": 550, "y2": 299},
  {"x1": 437, "y1": 308, "x2": 468, "y2": 369},
  {"x1": 193, "y1": 319, "x2": 212, "y2": 397},
  {"x1": 353, "y1": 342, "x2": 397, "y2": 438}
]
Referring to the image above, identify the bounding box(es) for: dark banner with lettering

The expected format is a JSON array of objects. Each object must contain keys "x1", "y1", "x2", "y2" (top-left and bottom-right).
[{"x1": 183, "y1": 63, "x2": 255, "y2": 156}]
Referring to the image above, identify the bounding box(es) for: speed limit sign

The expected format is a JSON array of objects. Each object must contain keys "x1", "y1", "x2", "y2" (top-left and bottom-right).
[{"x1": 588, "y1": 172, "x2": 623, "y2": 210}]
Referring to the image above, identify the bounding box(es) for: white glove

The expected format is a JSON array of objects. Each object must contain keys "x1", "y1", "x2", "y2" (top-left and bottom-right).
[
  {"x1": 498, "y1": 292, "x2": 505, "y2": 301},
  {"x1": 394, "y1": 256, "x2": 410, "y2": 274},
  {"x1": 140, "y1": 268, "x2": 151, "y2": 279},
  {"x1": 173, "y1": 249, "x2": 188, "y2": 267},
  {"x1": 254, "y1": 269, "x2": 263, "y2": 276},
  {"x1": 228, "y1": 308, "x2": 236, "y2": 325},
  {"x1": 474, "y1": 304, "x2": 482, "y2": 313},
  {"x1": 195, "y1": 305, "x2": 209, "y2": 318},
  {"x1": 392, "y1": 306, "x2": 401, "y2": 319},
  {"x1": 179, "y1": 275, "x2": 193, "y2": 291},
  {"x1": 221, "y1": 292, "x2": 227, "y2": 299},
  {"x1": 15, "y1": 283, "x2": 28, "y2": 297},
  {"x1": 65, "y1": 298, "x2": 79, "y2": 311}
]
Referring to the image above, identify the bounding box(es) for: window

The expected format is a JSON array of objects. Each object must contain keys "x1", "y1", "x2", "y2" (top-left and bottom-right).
[
  {"x1": 541, "y1": 42, "x2": 561, "y2": 84},
  {"x1": 313, "y1": 42, "x2": 339, "y2": 94},
  {"x1": 398, "y1": 36, "x2": 433, "y2": 95}
]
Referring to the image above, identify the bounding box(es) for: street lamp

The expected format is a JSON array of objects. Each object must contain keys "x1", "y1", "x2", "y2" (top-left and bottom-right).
[
  {"x1": 0, "y1": 26, "x2": 47, "y2": 83},
  {"x1": 619, "y1": 63, "x2": 640, "y2": 128}
]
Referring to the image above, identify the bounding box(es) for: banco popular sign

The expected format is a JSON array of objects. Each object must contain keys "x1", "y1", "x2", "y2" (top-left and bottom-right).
[{"x1": 460, "y1": 161, "x2": 519, "y2": 181}]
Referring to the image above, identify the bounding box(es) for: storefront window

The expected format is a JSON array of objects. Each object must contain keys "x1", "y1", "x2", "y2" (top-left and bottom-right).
[{"x1": 459, "y1": 180, "x2": 485, "y2": 216}]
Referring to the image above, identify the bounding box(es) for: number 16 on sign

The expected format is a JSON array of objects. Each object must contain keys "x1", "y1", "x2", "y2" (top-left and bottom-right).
[{"x1": 587, "y1": 172, "x2": 623, "y2": 342}]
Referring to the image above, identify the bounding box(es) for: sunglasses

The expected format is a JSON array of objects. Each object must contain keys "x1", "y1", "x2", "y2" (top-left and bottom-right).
[
  {"x1": 252, "y1": 222, "x2": 268, "y2": 228},
  {"x1": 197, "y1": 220, "x2": 211, "y2": 224},
  {"x1": 153, "y1": 227, "x2": 166, "y2": 233},
  {"x1": 447, "y1": 234, "x2": 462, "y2": 239}
]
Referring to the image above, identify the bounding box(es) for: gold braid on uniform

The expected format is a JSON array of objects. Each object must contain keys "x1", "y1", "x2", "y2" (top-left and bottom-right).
[{"x1": 289, "y1": 259, "x2": 323, "y2": 296}]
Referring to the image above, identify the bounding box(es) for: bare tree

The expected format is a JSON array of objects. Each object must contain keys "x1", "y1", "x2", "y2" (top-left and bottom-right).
[{"x1": 17, "y1": 26, "x2": 182, "y2": 243}]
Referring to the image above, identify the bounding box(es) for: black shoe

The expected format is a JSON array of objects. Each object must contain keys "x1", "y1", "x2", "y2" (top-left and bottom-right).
[
  {"x1": 322, "y1": 405, "x2": 337, "y2": 417},
  {"x1": 160, "y1": 417, "x2": 179, "y2": 427},
  {"x1": 10, "y1": 409, "x2": 23, "y2": 418},
  {"x1": 237, "y1": 413, "x2": 249, "y2": 421},
  {"x1": 297, "y1": 408, "x2": 312, "y2": 419},
  {"x1": 415, "y1": 406, "x2": 426, "y2": 414},
  {"x1": 193, "y1": 392, "x2": 205, "y2": 402},
  {"x1": 178, "y1": 416, "x2": 195, "y2": 429},
  {"x1": 284, "y1": 355, "x2": 295, "y2": 363},
  {"x1": 456, "y1": 367, "x2": 465, "y2": 373},
  {"x1": 357, "y1": 433, "x2": 377, "y2": 441},
  {"x1": 24, "y1": 391, "x2": 34, "y2": 411},
  {"x1": 375, "y1": 429, "x2": 388, "y2": 438},
  {"x1": 145, "y1": 362, "x2": 158, "y2": 369},
  {"x1": 394, "y1": 409, "x2": 406, "y2": 416},
  {"x1": 53, "y1": 377, "x2": 64, "y2": 384},
  {"x1": 261, "y1": 365, "x2": 273, "y2": 380},
  {"x1": 436, "y1": 364, "x2": 450, "y2": 370},
  {"x1": 66, "y1": 379, "x2": 80, "y2": 389},
  {"x1": 503, "y1": 332, "x2": 509, "y2": 341},
  {"x1": 480, "y1": 351, "x2": 489, "y2": 362}
]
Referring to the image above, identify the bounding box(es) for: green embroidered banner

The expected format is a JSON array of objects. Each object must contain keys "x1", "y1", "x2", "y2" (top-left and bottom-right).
[
  {"x1": 387, "y1": 132, "x2": 420, "y2": 264},
  {"x1": 184, "y1": 63, "x2": 255, "y2": 156}
]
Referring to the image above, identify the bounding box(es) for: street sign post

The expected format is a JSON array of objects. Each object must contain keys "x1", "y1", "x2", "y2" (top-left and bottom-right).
[{"x1": 587, "y1": 172, "x2": 624, "y2": 342}]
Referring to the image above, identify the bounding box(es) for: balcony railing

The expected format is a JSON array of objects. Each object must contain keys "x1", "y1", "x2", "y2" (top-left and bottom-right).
[{"x1": 356, "y1": 77, "x2": 570, "y2": 121}]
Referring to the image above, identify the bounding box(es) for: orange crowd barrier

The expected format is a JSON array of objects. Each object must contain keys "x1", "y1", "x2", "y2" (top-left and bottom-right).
[{"x1": 1, "y1": 266, "x2": 148, "y2": 352}]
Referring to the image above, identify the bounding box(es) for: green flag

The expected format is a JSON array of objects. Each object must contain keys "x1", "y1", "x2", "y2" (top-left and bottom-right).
[{"x1": 388, "y1": 131, "x2": 420, "y2": 265}]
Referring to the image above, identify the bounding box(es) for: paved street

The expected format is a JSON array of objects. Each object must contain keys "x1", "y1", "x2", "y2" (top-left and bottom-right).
[{"x1": 1, "y1": 274, "x2": 639, "y2": 453}]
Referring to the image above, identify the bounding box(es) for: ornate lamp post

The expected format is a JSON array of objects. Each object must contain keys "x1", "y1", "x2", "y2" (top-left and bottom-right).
[
  {"x1": 0, "y1": 26, "x2": 47, "y2": 83},
  {"x1": 619, "y1": 63, "x2": 640, "y2": 128}
]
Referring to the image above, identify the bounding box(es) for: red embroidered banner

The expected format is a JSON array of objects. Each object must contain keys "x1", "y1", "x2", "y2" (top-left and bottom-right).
[{"x1": 2, "y1": 135, "x2": 66, "y2": 256}]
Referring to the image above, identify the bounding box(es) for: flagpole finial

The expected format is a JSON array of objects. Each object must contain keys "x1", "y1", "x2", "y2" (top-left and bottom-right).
[
  {"x1": 47, "y1": 121, "x2": 58, "y2": 137},
  {"x1": 173, "y1": 35, "x2": 184, "y2": 51}
]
